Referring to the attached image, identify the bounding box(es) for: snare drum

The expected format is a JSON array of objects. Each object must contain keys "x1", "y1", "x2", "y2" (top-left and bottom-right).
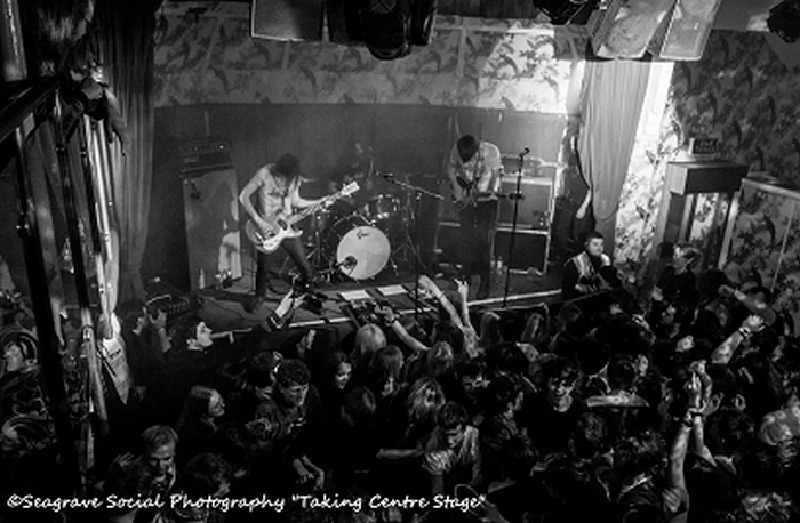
[
  {"x1": 325, "y1": 216, "x2": 391, "y2": 280},
  {"x1": 360, "y1": 194, "x2": 400, "y2": 222}
]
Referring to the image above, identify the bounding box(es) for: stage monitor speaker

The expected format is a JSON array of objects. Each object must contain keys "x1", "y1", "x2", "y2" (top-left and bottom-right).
[
  {"x1": 494, "y1": 228, "x2": 548, "y2": 272},
  {"x1": 251, "y1": 0, "x2": 324, "y2": 41},
  {"x1": 182, "y1": 168, "x2": 242, "y2": 291},
  {"x1": 498, "y1": 176, "x2": 552, "y2": 230}
]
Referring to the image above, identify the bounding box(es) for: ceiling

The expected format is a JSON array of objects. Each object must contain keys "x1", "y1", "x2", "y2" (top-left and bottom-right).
[{"x1": 166, "y1": 0, "x2": 782, "y2": 31}]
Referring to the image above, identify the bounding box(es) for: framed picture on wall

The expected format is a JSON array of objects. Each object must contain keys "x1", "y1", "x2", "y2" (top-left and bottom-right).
[{"x1": 251, "y1": 0, "x2": 324, "y2": 41}]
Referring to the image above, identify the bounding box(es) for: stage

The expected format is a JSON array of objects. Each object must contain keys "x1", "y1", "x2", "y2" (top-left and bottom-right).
[{"x1": 195, "y1": 264, "x2": 564, "y2": 335}]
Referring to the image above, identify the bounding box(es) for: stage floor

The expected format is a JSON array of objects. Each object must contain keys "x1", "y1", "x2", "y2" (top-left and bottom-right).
[{"x1": 197, "y1": 265, "x2": 564, "y2": 333}]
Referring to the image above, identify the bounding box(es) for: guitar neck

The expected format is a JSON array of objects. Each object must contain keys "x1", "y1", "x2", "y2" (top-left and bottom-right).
[{"x1": 284, "y1": 195, "x2": 339, "y2": 226}]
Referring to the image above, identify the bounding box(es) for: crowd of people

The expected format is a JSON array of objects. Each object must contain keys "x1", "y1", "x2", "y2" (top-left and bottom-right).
[{"x1": 4, "y1": 240, "x2": 800, "y2": 523}]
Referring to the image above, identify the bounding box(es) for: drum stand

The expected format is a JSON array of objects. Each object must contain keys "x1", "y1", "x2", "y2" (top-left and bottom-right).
[
  {"x1": 383, "y1": 175, "x2": 444, "y2": 321},
  {"x1": 392, "y1": 208, "x2": 419, "y2": 265}
]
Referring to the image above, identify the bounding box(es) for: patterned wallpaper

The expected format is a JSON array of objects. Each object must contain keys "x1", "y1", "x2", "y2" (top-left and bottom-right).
[
  {"x1": 617, "y1": 30, "x2": 800, "y2": 268},
  {"x1": 153, "y1": 2, "x2": 589, "y2": 112},
  {"x1": 671, "y1": 31, "x2": 800, "y2": 185}
]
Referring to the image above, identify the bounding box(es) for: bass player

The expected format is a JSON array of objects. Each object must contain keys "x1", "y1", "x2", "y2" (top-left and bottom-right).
[
  {"x1": 446, "y1": 135, "x2": 503, "y2": 300},
  {"x1": 239, "y1": 153, "x2": 322, "y2": 312}
]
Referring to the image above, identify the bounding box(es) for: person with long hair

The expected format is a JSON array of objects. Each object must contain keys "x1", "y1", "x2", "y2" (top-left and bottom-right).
[
  {"x1": 175, "y1": 386, "x2": 226, "y2": 467},
  {"x1": 239, "y1": 153, "x2": 323, "y2": 312}
]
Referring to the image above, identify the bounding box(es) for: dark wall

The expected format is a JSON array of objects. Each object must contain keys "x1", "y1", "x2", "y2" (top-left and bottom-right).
[{"x1": 144, "y1": 103, "x2": 568, "y2": 288}]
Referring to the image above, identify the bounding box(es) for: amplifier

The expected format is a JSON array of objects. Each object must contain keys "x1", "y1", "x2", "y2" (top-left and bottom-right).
[
  {"x1": 494, "y1": 228, "x2": 548, "y2": 272},
  {"x1": 435, "y1": 222, "x2": 548, "y2": 273},
  {"x1": 498, "y1": 175, "x2": 552, "y2": 230},
  {"x1": 180, "y1": 138, "x2": 234, "y2": 178}
]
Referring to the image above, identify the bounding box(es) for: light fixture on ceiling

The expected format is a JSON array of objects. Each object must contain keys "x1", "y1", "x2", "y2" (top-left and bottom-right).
[
  {"x1": 767, "y1": 0, "x2": 800, "y2": 43},
  {"x1": 533, "y1": 0, "x2": 600, "y2": 25}
]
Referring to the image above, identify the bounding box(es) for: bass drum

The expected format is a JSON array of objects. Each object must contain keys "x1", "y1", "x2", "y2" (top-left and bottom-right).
[{"x1": 325, "y1": 216, "x2": 390, "y2": 280}]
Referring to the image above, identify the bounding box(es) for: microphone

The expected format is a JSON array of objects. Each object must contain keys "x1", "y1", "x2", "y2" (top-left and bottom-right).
[{"x1": 520, "y1": 147, "x2": 530, "y2": 157}]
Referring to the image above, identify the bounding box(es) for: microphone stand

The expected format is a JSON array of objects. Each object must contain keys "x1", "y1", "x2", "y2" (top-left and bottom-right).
[
  {"x1": 383, "y1": 175, "x2": 444, "y2": 322},
  {"x1": 503, "y1": 149, "x2": 529, "y2": 307}
]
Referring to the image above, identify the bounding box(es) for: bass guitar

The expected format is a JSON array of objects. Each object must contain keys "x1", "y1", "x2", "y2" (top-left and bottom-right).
[{"x1": 245, "y1": 182, "x2": 359, "y2": 254}]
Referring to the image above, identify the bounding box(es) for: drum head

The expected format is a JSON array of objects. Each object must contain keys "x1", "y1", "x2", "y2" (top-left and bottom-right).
[{"x1": 336, "y1": 225, "x2": 390, "y2": 280}]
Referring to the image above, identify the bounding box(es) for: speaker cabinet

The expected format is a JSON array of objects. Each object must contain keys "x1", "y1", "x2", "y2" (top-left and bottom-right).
[
  {"x1": 494, "y1": 228, "x2": 548, "y2": 272},
  {"x1": 498, "y1": 176, "x2": 553, "y2": 230},
  {"x1": 435, "y1": 222, "x2": 548, "y2": 272},
  {"x1": 182, "y1": 168, "x2": 242, "y2": 290}
]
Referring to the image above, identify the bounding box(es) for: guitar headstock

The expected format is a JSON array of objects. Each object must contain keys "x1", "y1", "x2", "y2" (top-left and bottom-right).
[{"x1": 340, "y1": 182, "x2": 360, "y2": 196}]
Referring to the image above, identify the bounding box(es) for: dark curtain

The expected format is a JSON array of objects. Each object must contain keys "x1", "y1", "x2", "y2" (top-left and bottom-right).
[{"x1": 93, "y1": 0, "x2": 158, "y2": 302}]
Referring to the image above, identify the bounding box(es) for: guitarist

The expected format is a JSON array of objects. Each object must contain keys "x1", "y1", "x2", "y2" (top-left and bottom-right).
[
  {"x1": 239, "y1": 153, "x2": 322, "y2": 312},
  {"x1": 446, "y1": 135, "x2": 502, "y2": 300}
]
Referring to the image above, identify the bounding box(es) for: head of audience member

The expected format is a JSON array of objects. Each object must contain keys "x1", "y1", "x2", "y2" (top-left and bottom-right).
[
  {"x1": 576, "y1": 338, "x2": 610, "y2": 379},
  {"x1": 479, "y1": 312, "x2": 502, "y2": 349},
  {"x1": 170, "y1": 315, "x2": 213, "y2": 352},
  {"x1": 584, "y1": 231, "x2": 604, "y2": 258},
  {"x1": 483, "y1": 374, "x2": 523, "y2": 418},
  {"x1": 707, "y1": 364, "x2": 747, "y2": 413},
  {"x1": 542, "y1": 357, "x2": 578, "y2": 412},
  {"x1": 456, "y1": 135, "x2": 479, "y2": 163},
  {"x1": 424, "y1": 341, "x2": 454, "y2": 380},
  {"x1": 572, "y1": 412, "x2": 609, "y2": 461},
  {"x1": 486, "y1": 342, "x2": 528, "y2": 379},
  {"x1": 704, "y1": 409, "x2": 755, "y2": 461},
  {"x1": 611, "y1": 430, "x2": 665, "y2": 485},
  {"x1": 351, "y1": 323, "x2": 386, "y2": 368},
  {"x1": 454, "y1": 359, "x2": 486, "y2": 404},
  {"x1": 607, "y1": 355, "x2": 639, "y2": 394},
  {"x1": 370, "y1": 345, "x2": 403, "y2": 396},
  {"x1": 103, "y1": 454, "x2": 153, "y2": 521},
  {"x1": 406, "y1": 377, "x2": 445, "y2": 425},
  {"x1": 557, "y1": 303, "x2": 588, "y2": 339},
  {"x1": 182, "y1": 452, "x2": 232, "y2": 501},
  {"x1": 247, "y1": 351, "x2": 282, "y2": 401},
  {"x1": 342, "y1": 387, "x2": 378, "y2": 429},
  {"x1": 432, "y1": 320, "x2": 465, "y2": 356},
  {"x1": 436, "y1": 402, "x2": 469, "y2": 450},
  {"x1": 323, "y1": 351, "x2": 352, "y2": 391},
  {"x1": 672, "y1": 242, "x2": 701, "y2": 274},
  {"x1": 275, "y1": 359, "x2": 311, "y2": 408},
  {"x1": 141, "y1": 425, "x2": 178, "y2": 478},
  {"x1": 692, "y1": 309, "x2": 725, "y2": 346},
  {"x1": 521, "y1": 308, "x2": 549, "y2": 348},
  {"x1": 177, "y1": 386, "x2": 226, "y2": 430}
]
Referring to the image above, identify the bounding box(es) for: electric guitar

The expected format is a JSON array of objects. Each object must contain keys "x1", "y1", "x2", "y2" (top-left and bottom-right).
[
  {"x1": 245, "y1": 182, "x2": 359, "y2": 254},
  {"x1": 453, "y1": 163, "x2": 500, "y2": 209}
]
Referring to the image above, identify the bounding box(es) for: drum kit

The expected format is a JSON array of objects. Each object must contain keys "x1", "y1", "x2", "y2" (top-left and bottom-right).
[{"x1": 287, "y1": 173, "x2": 425, "y2": 283}]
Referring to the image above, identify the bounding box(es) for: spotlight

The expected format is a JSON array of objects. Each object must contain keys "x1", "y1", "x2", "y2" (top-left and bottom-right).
[
  {"x1": 534, "y1": 0, "x2": 599, "y2": 25},
  {"x1": 768, "y1": 0, "x2": 800, "y2": 42}
]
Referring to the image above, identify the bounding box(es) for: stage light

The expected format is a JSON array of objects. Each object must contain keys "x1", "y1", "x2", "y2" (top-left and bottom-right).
[
  {"x1": 767, "y1": 0, "x2": 800, "y2": 43},
  {"x1": 534, "y1": 0, "x2": 600, "y2": 25}
]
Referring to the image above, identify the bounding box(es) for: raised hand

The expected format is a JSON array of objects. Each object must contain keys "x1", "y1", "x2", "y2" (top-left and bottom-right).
[
  {"x1": 742, "y1": 314, "x2": 765, "y2": 332},
  {"x1": 455, "y1": 279, "x2": 469, "y2": 297}
]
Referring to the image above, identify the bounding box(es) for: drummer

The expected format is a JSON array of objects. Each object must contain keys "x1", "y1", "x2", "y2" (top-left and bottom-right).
[{"x1": 328, "y1": 140, "x2": 375, "y2": 217}]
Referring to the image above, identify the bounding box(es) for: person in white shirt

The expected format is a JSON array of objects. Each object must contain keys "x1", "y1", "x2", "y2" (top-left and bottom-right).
[{"x1": 446, "y1": 135, "x2": 503, "y2": 299}]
